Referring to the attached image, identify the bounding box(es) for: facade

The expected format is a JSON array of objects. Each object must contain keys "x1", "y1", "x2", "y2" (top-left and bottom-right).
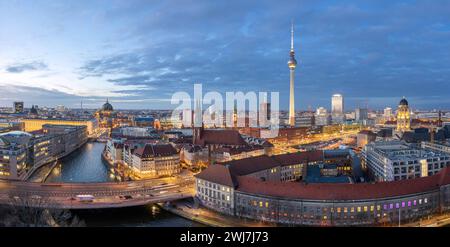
[
  {"x1": 357, "y1": 130, "x2": 377, "y2": 148},
  {"x1": 195, "y1": 149, "x2": 450, "y2": 226},
  {"x1": 296, "y1": 112, "x2": 315, "y2": 127},
  {"x1": 355, "y1": 108, "x2": 368, "y2": 123},
  {"x1": 362, "y1": 140, "x2": 450, "y2": 182},
  {"x1": 396, "y1": 97, "x2": 411, "y2": 132},
  {"x1": 384, "y1": 107, "x2": 394, "y2": 121},
  {"x1": 21, "y1": 118, "x2": 98, "y2": 135},
  {"x1": 0, "y1": 136, "x2": 27, "y2": 179},
  {"x1": 130, "y1": 143, "x2": 180, "y2": 178},
  {"x1": 315, "y1": 107, "x2": 330, "y2": 126},
  {"x1": 13, "y1": 101, "x2": 24, "y2": 114},
  {"x1": 331, "y1": 94, "x2": 345, "y2": 124}
]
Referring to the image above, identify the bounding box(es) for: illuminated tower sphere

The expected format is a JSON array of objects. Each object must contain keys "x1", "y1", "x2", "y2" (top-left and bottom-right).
[
  {"x1": 396, "y1": 97, "x2": 410, "y2": 132},
  {"x1": 288, "y1": 22, "x2": 297, "y2": 127}
]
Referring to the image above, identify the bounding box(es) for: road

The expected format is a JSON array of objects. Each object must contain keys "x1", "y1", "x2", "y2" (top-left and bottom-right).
[{"x1": 0, "y1": 173, "x2": 195, "y2": 209}]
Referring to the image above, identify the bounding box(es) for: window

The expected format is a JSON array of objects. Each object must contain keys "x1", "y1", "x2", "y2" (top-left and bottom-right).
[
  {"x1": 265, "y1": 202, "x2": 269, "y2": 208},
  {"x1": 419, "y1": 199, "x2": 422, "y2": 204},
  {"x1": 370, "y1": 206, "x2": 374, "y2": 212},
  {"x1": 363, "y1": 206, "x2": 368, "y2": 212},
  {"x1": 424, "y1": 198, "x2": 428, "y2": 204},
  {"x1": 357, "y1": 207, "x2": 361, "y2": 212}
]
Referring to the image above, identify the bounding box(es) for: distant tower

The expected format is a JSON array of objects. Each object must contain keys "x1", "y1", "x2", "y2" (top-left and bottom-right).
[
  {"x1": 396, "y1": 97, "x2": 411, "y2": 132},
  {"x1": 288, "y1": 21, "x2": 298, "y2": 127}
]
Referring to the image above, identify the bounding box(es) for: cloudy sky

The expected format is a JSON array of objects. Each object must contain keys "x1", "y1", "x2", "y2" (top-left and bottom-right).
[{"x1": 0, "y1": 0, "x2": 450, "y2": 110}]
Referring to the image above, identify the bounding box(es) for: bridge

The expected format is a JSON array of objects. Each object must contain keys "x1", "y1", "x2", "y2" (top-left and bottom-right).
[{"x1": 0, "y1": 175, "x2": 195, "y2": 209}]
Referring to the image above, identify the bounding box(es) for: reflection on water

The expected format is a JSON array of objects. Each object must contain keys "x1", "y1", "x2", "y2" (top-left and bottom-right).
[
  {"x1": 73, "y1": 205, "x2": 204, "y2": 227},
  {"x1": 46, "y1": 142, "x2": 114, "y2": 183}
]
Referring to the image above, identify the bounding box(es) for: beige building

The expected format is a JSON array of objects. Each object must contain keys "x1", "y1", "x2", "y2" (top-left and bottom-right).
[{"x1": 21, "y1": 118, "x2": 98, "y2": 135}]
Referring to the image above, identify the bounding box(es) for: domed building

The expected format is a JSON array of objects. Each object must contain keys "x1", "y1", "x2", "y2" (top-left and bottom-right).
[
  {"x1": 95, "y1": 99, "x2": 115, "y2": 128},
  {"x1": 396, "y1": 97, "x2": 410, "y2": 132}
]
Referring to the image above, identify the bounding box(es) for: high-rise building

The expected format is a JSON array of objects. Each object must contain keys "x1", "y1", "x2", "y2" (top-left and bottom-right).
[
  {"x1": 288, "y1": 22, "x2": 297, "y2": 127},
  {"x1": 355, "y1": 108, "x2": 368, "y2": 122},
  {"x1": 259, "y1": 102, "x2": 271, "y2": 127},
  {"x1": 331, "y1": 94, "x2": 345, "y2": 124},
  {"x1": 396, "y1": 97, "x2": 410, "y2": 132},
  {"x1": 315, "y1": 107, "x2": 330, "y2": 126},
  {"x1": 13, "y1": 101, "x2": 24, "y2": 114},
  {"x1": 384, "y1": 107, "x2": 393, "y2": 120}
]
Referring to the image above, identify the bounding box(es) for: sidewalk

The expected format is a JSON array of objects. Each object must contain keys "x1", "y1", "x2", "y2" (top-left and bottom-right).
[{"x1": 158, "y1": 199, "x2": 276, "y2": 227}]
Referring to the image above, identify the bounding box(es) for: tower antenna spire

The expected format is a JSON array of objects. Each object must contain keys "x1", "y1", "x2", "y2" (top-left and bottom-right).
[{"x1": 290, "y1": 20, "x2": 294, "y2": 52}]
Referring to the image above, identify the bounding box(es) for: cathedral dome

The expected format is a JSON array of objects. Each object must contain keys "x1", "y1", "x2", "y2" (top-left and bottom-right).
[
  {"x1": 102, "y1": 99, "x2": 113, "y2": 111},
  {"x1": 399, "y1": 97, "x2": 408, "y2": 106}
]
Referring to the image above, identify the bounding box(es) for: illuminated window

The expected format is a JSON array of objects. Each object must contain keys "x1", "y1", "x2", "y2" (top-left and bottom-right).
[
  {"x1": 377, "y1": 205, "x2": 381, "y2": 211},
  {"x1": 265, "y1": 202, "x2": 269, "y2": 208},
  {"x1": 407, "y1": 201, "x2": 411, "y2": 207},
  {"x1": 226, "y1": 196, "x2": 230, "y2": 201},
  {"x1": 396, "y1": 203, "x2": 400, "y2": 209},
  {"x1": 344, "y1": 207, "x2": 348, "y2": 213},
  {"x1": 401, "y1": 202, "x2": 405, "y2": 208},
  {"x1": 350, "y1": 207, "x2": 355, "y2": 213},
  {"x1": 337, "y1": 207, "x2": 341, "y2": 213},
  {"x1": 357, "y1": 207, "x2": 361, "y2": 212},
  {"x1": 390, "y1": 203, "x2": 394, "y2": 209},
  {"x1": 413, "y1": 200, "x2": 417, "y2": 206},
  {"x1": 424, "y1": 198, "x2": 428, "y2": 203},
  {"x1": 363, "y1": 206, "x2": 368, "y2": 212},
  {"x1": 370, "y1": 206, "x2": 374, "y2": 212},
  {"x1": 419, "y1": 199, "x2": 422, "y2": 204}
]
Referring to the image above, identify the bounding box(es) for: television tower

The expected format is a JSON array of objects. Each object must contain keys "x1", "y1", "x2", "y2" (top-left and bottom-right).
[{"x1": 288, "y1": 21, "x2": 298, "y2": 127}]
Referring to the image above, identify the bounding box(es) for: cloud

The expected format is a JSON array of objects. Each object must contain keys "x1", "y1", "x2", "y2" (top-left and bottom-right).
[{"x1": 5, "y1": 61, "x2": 48, "y2": 73}]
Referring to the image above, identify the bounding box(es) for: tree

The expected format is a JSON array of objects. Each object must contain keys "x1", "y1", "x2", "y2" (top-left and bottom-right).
[{"x1": 0, "y1": 193, "x2": 85, "y2": 227}]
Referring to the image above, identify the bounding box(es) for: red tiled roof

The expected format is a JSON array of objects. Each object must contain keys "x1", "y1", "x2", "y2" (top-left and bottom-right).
[
  {"x1": 272, "y1": 151, "x2": 324, "y2": 166},
  {"x1": 134, "y1": 144, "x2": 178, "y2": 158},
  {"x1": 198, "y1": 129, "x2": 247, "y2": 146},
  {"x1": 195, "y1": 164, "x2": 236, "y2": 187},
  {"x1": 223, "y1": 155, "x2": 280, "y2": 176},
  {"x1": 237, "y1": 167, "x2": 450, "y2": 200}
]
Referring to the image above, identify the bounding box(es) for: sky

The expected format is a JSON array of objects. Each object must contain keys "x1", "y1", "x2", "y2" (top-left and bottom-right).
[{"x1": 0, "y1": 0, "x2": 450, "y2": 111}]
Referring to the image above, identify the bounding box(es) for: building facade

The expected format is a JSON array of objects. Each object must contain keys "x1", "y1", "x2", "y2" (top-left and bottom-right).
[{"x1": 362, "y1": 140, "x2": 450, "y2": 181}]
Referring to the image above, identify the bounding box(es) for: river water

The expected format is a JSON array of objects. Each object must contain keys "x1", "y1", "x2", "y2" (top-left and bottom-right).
[{"x1": 46, "y1": 142, "x2": 201, "y2": 227}]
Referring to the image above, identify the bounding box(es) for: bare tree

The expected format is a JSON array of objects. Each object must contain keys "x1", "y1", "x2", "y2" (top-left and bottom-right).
[{"x1": 0, "y1": 193, "x2": 85, "y2": 227}]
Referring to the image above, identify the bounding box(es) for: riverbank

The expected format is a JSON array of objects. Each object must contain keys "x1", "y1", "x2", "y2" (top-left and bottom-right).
[
  {"x1": 26, "y1": 139, "x2": 89, "y2": 182},
  {"x1": 158, "y1": 199, "x2": 275, "y2": 227}
]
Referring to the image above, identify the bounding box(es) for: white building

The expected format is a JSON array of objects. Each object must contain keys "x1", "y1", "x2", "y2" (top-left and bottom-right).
[
  {"x1": 331, "y1": 94, "x2": 345, "y2": 124},
  {"x1": 362, "y1": 140, "x2": 450, "y2": 182},
  {"x1": 315, "y1": 107, "x2": 330, "y2": 126}
]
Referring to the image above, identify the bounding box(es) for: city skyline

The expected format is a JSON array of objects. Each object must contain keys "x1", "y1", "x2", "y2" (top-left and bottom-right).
[{"x1": 1, "y1": 0, "x2": 450, "y2": 110}]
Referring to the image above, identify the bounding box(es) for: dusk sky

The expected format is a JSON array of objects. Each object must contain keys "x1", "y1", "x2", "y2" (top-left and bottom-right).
[{"x1": 1, "y1": 0, "x2": 450, "y2": 111}]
